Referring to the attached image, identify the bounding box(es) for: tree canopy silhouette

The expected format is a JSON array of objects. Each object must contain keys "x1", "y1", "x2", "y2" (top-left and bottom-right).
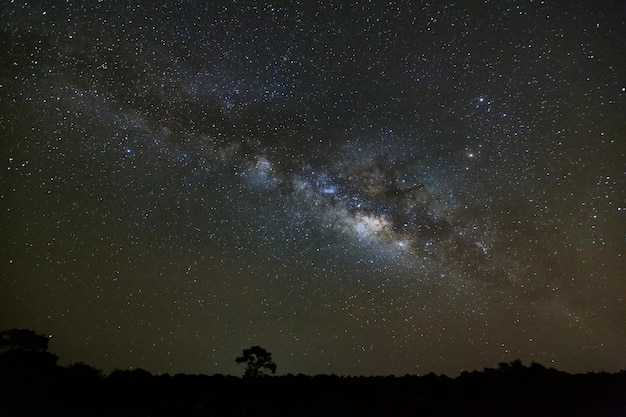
[
  {"x1": 0, "y1": 328, "x2": 58, "y2": 375},
  {"x1": 0, "y1": 328, "x2": 50, "y2": 353},
  {"x1": 235, "y1": 346, "x2": 277, "y2": 377}
]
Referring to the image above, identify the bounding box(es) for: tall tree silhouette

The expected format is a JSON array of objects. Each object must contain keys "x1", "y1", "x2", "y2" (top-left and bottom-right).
[{"x1": 235, "y1": 346, "x2": 277, "y2": 377}]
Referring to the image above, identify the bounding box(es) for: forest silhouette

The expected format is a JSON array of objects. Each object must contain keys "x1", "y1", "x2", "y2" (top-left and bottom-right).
[{"x1": 0, "y1": 329, "x2": 624, "y2": 416}]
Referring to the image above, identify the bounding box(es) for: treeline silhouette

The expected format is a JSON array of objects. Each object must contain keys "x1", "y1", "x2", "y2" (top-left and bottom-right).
[{"x1": 1, "y1": 329, "x2": 625, "y2": 416}]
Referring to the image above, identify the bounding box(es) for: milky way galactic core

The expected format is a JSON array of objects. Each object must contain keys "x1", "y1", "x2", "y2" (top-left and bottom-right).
[{"x1": 1, "y1": 1, "x2": 625, "y2": 376}]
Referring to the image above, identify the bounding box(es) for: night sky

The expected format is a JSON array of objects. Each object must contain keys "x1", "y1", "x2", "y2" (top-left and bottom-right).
[{"x1": 1, "y1": 1, "x2": 625, "y2": 377}]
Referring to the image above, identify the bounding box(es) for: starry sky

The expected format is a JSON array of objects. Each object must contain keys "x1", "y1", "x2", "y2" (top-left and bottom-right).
[{"x1": 1, "y1": 1, "x2": 625, "y2": 377}]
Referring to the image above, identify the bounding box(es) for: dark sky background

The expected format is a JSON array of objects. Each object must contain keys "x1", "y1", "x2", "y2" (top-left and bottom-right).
[{"x1": 1, "y1": 0, "x2": 625, "y2": 377}]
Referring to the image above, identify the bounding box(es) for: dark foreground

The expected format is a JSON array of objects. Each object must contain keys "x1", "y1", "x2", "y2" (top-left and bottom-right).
[{"x1": 1, "y1": 361, "x2": 625, "y2": 417}]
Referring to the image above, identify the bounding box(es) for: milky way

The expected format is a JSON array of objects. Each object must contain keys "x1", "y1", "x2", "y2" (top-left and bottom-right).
[{"x1": 1, "y1": 1, "x2": 625, "y2": 376}]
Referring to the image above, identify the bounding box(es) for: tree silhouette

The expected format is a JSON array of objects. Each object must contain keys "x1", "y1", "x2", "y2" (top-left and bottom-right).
[
  {"x1": 235, "y1": 346, "x2": 277, "y2": 377},
  {"x1": 0, "y1": 328, "x2": 50, "y2": 353},
  {"x1": 0, "y1": 328, "x2": 58, "y2": 376}
]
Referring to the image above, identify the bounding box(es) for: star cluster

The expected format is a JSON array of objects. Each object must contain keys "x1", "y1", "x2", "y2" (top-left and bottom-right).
[{"x1": 1, "y1": 1, "x2": 625, "y2": 376}]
